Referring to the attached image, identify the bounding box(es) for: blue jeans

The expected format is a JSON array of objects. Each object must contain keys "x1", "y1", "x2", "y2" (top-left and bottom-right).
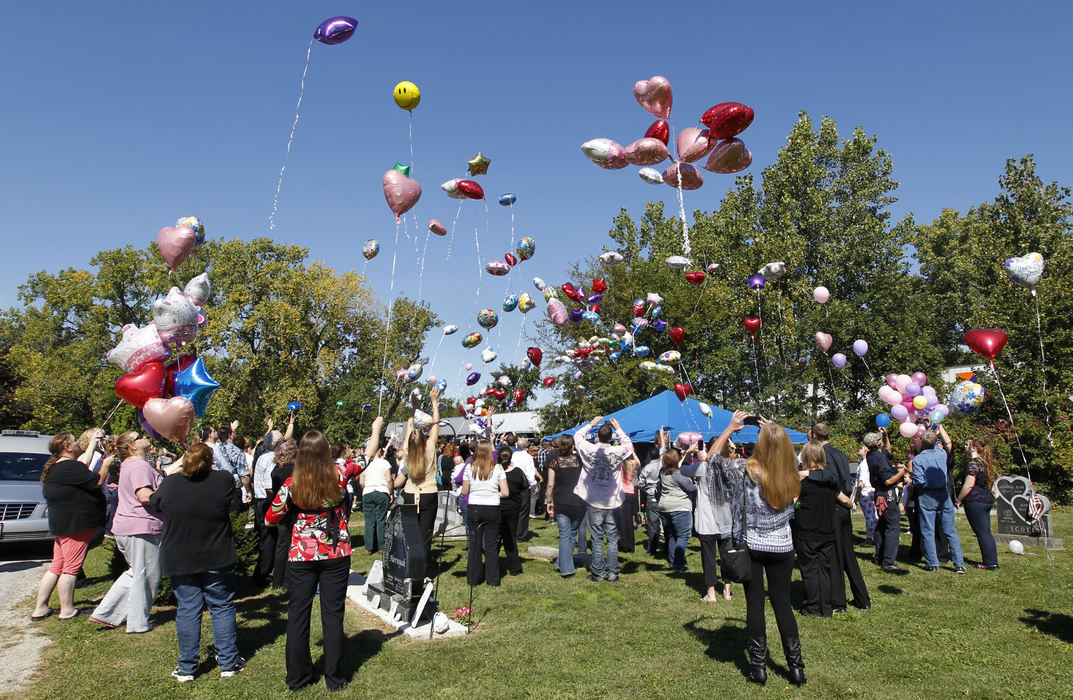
[
  {"x1": 661, "y1": 510, "x2": 693, "y2": 570},
  {"x1": 587, "y1": 506, "x2": 619, "y2": 580},
  {"x1": 917, "y1": 489, "x2": 964, "y2": 568},
  {"x1": 171, "y1": 567, "x2": 240, "y2": 674},
  {"x1": 555, "y1": 511, "x2": 584, "y2": 575}
]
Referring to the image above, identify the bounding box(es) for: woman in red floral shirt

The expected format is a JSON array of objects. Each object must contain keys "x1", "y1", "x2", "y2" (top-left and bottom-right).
[{"x1": 266, "y1": 430, "x2": 363, "y2": 692}]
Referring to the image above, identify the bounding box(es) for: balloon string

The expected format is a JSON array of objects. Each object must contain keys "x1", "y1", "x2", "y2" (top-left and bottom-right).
[
  {"x1": 408, "y1": 111, "x2": 415, "y2": 172},
  {"x1": 446, "y1": 201, "x2": 463, "y2": 261},
  {"x1": 99, "y1": 399, "x2": 125, "y2": 431},
  {"x1": 1033, "y1": 292, "x2": 1053, "y2": 447},
  {"x1": 750, "y1": 338, "x2": 762, "y2": 406},
  {"x1": 378, "y1": 220, "x2": 402, "y2": 415},
  {"x1": 666, "y1": 120, "x2": 690, "y2": 257},
  {"x1": 825, "y1": 360, "x2": 839, "y2": 406},
  {"x1": 755, "y1": 289, "x2": 767, "y2": 364},
  {"x1": 416, "y1": 228, "x2": 431, "y2": 305},
  {"x1": 269, "y1": 40, "x2": 312, "y2": 232},
  {"x1": 860, "y1": 355, "x2": 876, "y2": 383},
  {"x1": 775, "y1": 288, "x2": 785, "y2": 362},
  {"x1": 508, "y1": 203, "x2": 516, "y2": 252},
  {"x1": 515, "y1": 316, "x2": 526, "y2": 358},
  {"x1": 430, "y1": 334, "x2": 445, "y2": 372},
  {"x1": 473, "y1": 225, "x2": 482, "y2": 309},
  {"x1": 989, "y1": 361, "x2": 1030, "y2": 476}
]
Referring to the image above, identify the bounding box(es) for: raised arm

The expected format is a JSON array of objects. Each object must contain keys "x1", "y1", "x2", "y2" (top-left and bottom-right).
[
  {"x1": 365, "y1": 416, "x2": 384, "y2": 461},
  {"x1": 426, "y1": 388, "x2": 441, "y2": 454},
  {"x1": 713, "y1": 411, "x2": 748, "y2": 456},
  {"x1": 78, "y1": 429, "x2": 104, "y2": 466}
]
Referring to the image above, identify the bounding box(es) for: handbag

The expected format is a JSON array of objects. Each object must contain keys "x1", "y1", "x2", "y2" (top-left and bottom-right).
[{"x1": 721, "y1": 472, "x2": 753, "y2": 583}]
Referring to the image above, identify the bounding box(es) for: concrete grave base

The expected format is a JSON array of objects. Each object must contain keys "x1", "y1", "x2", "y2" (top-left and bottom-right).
[
  {"x1": 346, "y1": 570, "x2": 468, "y2": 640},
  {"x1": 993, "y1": 533, "x2": 1063, "y2": 550}
]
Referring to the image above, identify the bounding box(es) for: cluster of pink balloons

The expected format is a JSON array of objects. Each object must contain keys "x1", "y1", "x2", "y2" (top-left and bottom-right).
[{"x1": 877, "y1": 372, "x2": 949, "y2": 437}]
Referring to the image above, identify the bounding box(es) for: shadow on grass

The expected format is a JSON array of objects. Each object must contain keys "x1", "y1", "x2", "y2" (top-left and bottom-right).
[
  {"x1": 620, "y1": 559, "x2": 666, "y2": 574},
  {"x1": 683, "y1": 617, "x2": 749, "y2": 679},
  {"x1": 1020, "y1": 609, "x2": 1073, "y2": 644},
  {"x1": 234, "y1": 586, "x2": 290, "y2": 662},
  {"x1": 339, "y1": 628, "x2": 402, "y2": 682},
  {"x1": 876, "y1": 584, "x2": 902, "y2": 595}
]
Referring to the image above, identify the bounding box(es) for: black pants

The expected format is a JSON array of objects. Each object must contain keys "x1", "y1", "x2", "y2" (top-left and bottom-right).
[
  {"x1": 515, "y1": 490, "x2": 531, "y2": 540},
  {"x1": 698, "y1": 534, "x2": 730, "y2": 588},
  {"x1": 616, "y1": 492, "x2": 638, "y2": 553},
  {"x1": 831, "y1": 506, "x2": 869, "y2": 607},
  {"x1": 285, "y1": 556, "x2": 351, "y2": 691},
  {"x1": 743, "y1": 550, "x2": 798, "y2": 641},
  {"x1": 964, "y1": 500, "x2": 998, "y2": 567},
  {"x1": 875, "y1": 500, "x2": 901, "y2": 566},
  {"x1": 254, "y1": 498, "x2": 277, "y2": 580},
  {"x1": 401, "y1": 492, "x2": 438, "y2": 576},
  {"x1": 499, "y1": 506, "x2": 523, "y2": 575},
  {"x1": 795, "y1": 535, "x2": 835, "y2": 617},
  {"x1": 467, "y1": 505, "x2": 502, "y2": 586},
  {"x1": 273, "y1": 521, "x2": 292, "y2": 588}
]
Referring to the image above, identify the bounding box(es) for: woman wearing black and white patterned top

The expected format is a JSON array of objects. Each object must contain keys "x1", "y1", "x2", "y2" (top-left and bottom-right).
[{"x1": 709, "y1": 411, "x2": 804, "y2": 688}]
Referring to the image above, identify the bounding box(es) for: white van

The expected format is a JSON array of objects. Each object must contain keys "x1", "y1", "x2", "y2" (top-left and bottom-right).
[{"x1": 0, "y1": 430, "x2": 54, "y2": 543}]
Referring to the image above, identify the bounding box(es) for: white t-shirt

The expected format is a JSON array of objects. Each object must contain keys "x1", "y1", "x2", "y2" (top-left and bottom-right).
[
  {"x1": 511, "y1": 451, "x2": 537, "y2": 488},
  {"x1": 856, "y1": 458, "x2": 874, "y2": 496},
  {"x1": 464, "y1": 463, "x2": 506, "y2": 506},
  {"x1": 362, "y1": 458, "x2": 392, "y2": 495}
]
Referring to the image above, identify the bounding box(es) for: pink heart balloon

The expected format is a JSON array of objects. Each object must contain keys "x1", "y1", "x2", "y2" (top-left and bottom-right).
[
  {"x1": 633, "y1": 76, "x2": 673, "y2": 118},
  {"x1": 142, "y1": 396, "x2": 195, "y2": 442},
  {"x1": 676, "y1": 127, "x2": 714, "y2": 163},
  {"x1": 703, "y1": 138, "x2": 753, "y2": 173},
  {"x1": 157, "y1": 226, "x2": 196, "y2": 272},
  {"x1": 814, "y1": 332, "x2": 833, "y2": 354},
  {"x1": 624, "y1": 138, "x2": 669, "y2": 166},
  {"x1": 383, "y1": 170, "x2": 422, "y2": 221},
  {"x1": 661, "y1": 163, "x2": 704, "y2": 190}
]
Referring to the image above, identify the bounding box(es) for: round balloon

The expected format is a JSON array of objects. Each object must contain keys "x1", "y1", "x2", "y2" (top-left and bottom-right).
[
  {"x1": 393, "y1": 81, "x2": 420, "y2": 111},
  {"x1": 875, "y1": 413, "x2": 891, "y2": 428},
  {"x1": 813, "y1": 286, "x2": 830, "y2": 303},
  {"x1": 599, "y1": 251, "x2": 624, "y2": 266},
  {"x1": 503, "y1": 294, "x2": 519, "y2": 312},
  {"x1": 477, "y1": 308, "x2": 499, "y2": 329},
  {"x1": 747, "y1": 275, "x2": 766, "y2": 290},
  {"x1": 462, "y1": 332, "x2": 482, "y2": 348},
  {"x1": 486, "y1": 260, "x2": 510, "y2": 276},
  {"x1": 853, "y1": 339, "x2": 869, "y2": 357},
  {"x1": 518, "y1": 293, "x2": 535, "y2": 313},
  {"x1": 516, "y1": 237, "x2": 536, "y2": 261},
  {"x1": 950, "y1": 380, "x2": 985, "y2": 414},
  {"x1": 498, "y1": 193, "x2": 517, "y2": 206},
  {"x1": 363, "y1": 239, "x2": 380, "y2": 260},
  {"x1": 832, "y1": 353, "x2": 847, "y2": 369}
]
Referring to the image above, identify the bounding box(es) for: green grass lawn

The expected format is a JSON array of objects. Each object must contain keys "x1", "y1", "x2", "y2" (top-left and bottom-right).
[{"x1": 24, "y1": 508, "x2": 1073, "y2": 699}]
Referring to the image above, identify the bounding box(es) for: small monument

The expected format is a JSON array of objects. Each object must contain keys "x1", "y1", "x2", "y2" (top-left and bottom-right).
[
  {"x1": 993, "y1": 475, "x2": 1061, "y2": 549},
  {"x1": 365, "y1": 506, "x2": 438, "y2": 623}
]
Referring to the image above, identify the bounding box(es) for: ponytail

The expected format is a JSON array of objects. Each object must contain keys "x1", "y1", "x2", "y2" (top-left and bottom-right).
[{"x1": 41, "y1": 433, "x2": 73, "y2": 485}]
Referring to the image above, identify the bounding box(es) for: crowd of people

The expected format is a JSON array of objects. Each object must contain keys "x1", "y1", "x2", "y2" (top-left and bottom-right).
[{"x1": 31, "y1": 402, "x2": 1002, "y2": 690}]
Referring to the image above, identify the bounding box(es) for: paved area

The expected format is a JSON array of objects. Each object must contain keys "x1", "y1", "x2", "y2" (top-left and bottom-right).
[{"x1": 0, "y1": 543, "x2": 52, "y2": 699}]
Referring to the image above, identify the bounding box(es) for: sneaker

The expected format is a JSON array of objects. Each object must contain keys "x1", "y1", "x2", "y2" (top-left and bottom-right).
[
  {"x1": 881, "y1": 564, "x2": 908, "y2": 573},
  {"x1": 587, "y1": 573, "x2": 604, "y2": 582},
  {"x1": 924, "y1": 565, "x2": 939, "y2": 572},
  {"x1": 955, "y1": 566, "x2": 966, "y2": 575},
  {"x1": 172, "y1": 667, "x2": 195, "y2": 683},
  {"x1": 220, "y1": 657, "x2": 246, "y2": 678},
  {"x1": 977, "y1": 564, "x2": 999, "y2": 571}
]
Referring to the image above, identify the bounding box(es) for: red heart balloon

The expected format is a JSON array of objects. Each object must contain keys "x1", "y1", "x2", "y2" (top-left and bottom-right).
[
  {"x1": 644, "y1": 119, "x2": 669, "y2": 145},
  {"x1": 592, "y1": 278, "x2": 608, "y2": 294},
  {"x1": 116, "y1": 361, "x2": 167, "y2": 408},
  {"x1": 163, "y1": 353, "x2": 197, "y2": 396},
  {"x1": 492, "y1": 388, "x2": 507, "y2": 401},
  {"x1": 458, "y1": 406, "x2": 468, "y2": 416},
  {"x1": 560, "y1": 283, "x2": 582, "y2": 303},
  {"x1": 513, "y1": 389, "x2": 525, "y2": 403},
  {"x1": 456, "y1": 179, "x2": 485, "y2": 199},
  {"x1": 669, "y1": 327, "x2": 685, "y2": 347},
  {"x1": 743, "y1": 317, "x2": 761, "y2": 339},
  {"x1": 700, "y1": 102, "x2": 755, "y2": 140},
  {"x1": 542, "y1": 377, "x2": 556, "y2": 388},
  {"x1": 685, "y1": 272, "x2": 706, "y2": 286},
  {"x1": 964, "y1": 329, "x2": 1008, "y2": 361},
  {"x1": 674, "y1": 382, "x2": 692, "y2": 403},
  {"x1": 527, "y1": 347, "x2": 543, "y2": 366},
  {"x1": 505, "y1": 253, "x2": 518, "y2": 267},
  {"x1": 590, "y1": 303, "x2": 600, "y2": 314},
  {"x1": 466, "y1": 396, "x2": 477, "y2": 405},
  {"x1": 633, "y1": 303, "x2": 645, "y2": 317}
]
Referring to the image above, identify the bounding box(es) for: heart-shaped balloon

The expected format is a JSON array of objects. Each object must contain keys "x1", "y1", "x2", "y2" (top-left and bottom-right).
[
  {"x1": 581, "y1": 138, "x2": 628, "y2": 170},
  {"x1": 964, "y1": 329, "x2": 1008, "y2": 361},
  {"x1": 673, "y1": 382, "x2": 692, "y2": 402},
  {"x1": 676, "y1": 127, "x2": 714, "y2": 163},
  {"x1": 153, "y1": 287, "x2": 199, "y2": 348},
  {"x1": 633, "y1": 76, "x2": 673, "y2": 118},
  {"x1": 703, "y1": 138, "x2": 753, "y2": 173},
  {"x1": 644, "y1": 119, "x2": 669, "y2": 144},
  {"x1": 560, "y1": 283, "x2": 582, "y2": 302},
  {"x1": 492, "y1": 388, "x2": 507, "y2": 401},
  {"x1": 513, "y1": 389, "x2": 525, "y2": 404},
  {"x1": 142, "y1": 396, "x2": 195, "y2": 442},
  {"x1": 743, "y1": 317, "x2": 761, "y2": 338},
  {"x1": 1003, "y1": 252, "x2": 1044, "y2": 291},
  {"x1": 542, "y1": 376, "x2": 556, "y2": 388},
  {"x1": 157, "y1": 226, "x2": 196, "y2": 272},
  {"x1": 815, "y1": 332, "x2": 833, "y2": 354},
  {"x1": 107, "y1": 323, "x2": 170, "y2": 373},
  {"x1": 505, "y1": 253, "x2": 518, "y2": 267},
  {"x1": 625, "y1": 137, "x2": 670, "y2": 166},
  {"x1": 700, "y1": 102, "x2": 755, "y2": 139},
  {"x1": 662, "y1": 163, "x2": 704, "y2": 190},
  {"x1": 456, "y1": 179, "x2": 485, "y2": 199},
  {"x1": 383, "y1": 169, "x2": 422, "y2": 219},
  {"x1": 527, "y1": 347, "x2": 543, "y2": 366},
  {"x1": 429, "y1": 219, "x2": 447, "y2": 236},
  {"x1": 685, "y1": 271, "x2": 706, "y2": 286},
  {"x1": 669, "y1": 327, "x2": 685, "y2": 347},
  {"x1": 592, "y1": 278, "x2": 608, "y2": 294},
  {"x1": 481, "y1": 347, "x2": 498, "y2": 364},
  {"x1": 115, "y1": 361, "x2": 167, "y2": 408}
]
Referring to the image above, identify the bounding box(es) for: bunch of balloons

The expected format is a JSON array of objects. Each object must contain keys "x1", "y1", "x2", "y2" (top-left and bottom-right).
[
  {"x1": 875, "y1": 371, "x2": 949, "y2": 437},
  {"x1": 107, "y1": 269, "x2": 217, "y2": 442}
]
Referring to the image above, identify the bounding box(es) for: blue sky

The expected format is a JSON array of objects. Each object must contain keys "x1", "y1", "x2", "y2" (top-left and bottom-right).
[{"x1": 3, "y1": 2, "x2": 1071, "y2": 407}]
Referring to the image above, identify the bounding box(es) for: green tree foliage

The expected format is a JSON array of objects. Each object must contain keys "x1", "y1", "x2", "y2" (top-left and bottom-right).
[{"x1": 0, "y1": 238, "x2": 437, "y2": 445}]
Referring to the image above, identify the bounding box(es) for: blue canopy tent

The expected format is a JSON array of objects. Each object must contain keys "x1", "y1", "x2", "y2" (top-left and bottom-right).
[{"x1": 545, "y1": 390, "x2": 808, "y2": 444}]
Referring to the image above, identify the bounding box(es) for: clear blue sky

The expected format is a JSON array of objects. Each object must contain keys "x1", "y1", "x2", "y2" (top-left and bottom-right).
[{"x1": 3, "y1": 2, "x2": 1071, "y2": 407}]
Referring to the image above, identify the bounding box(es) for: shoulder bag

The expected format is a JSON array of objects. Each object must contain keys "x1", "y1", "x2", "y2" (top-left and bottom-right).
[{"x1": 721, "y1": 471, "x2": 752, "y2": 583}]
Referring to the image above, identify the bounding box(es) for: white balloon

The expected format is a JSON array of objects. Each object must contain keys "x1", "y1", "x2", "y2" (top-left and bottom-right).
[
  {"x1": 698, "y1": 402, "x2": 713, "y2": 418},
  {"x1": 1008, "y1": 540, "x2": 1024, "y2": 555},
  {"x1": 638, "y1": 167, "x2": 663, "y2": 184}
]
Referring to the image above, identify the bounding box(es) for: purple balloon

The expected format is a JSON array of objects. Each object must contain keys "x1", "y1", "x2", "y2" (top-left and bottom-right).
[
  {"x1": 587, "y1": 293, "x2": 604, "y2": 304},
  {"x1": 747, "y1": 274, "x2": 766, "y2": 290},
  {"x1": 466, "y1": 372, "x2": 481, "y2": 386},
  {"x1": 905, "y1": 381, "x2": 921, "y2": 396},
  {"x1": 891, "y1": 404, "x2": 908, "y2": 421},
  {"x1": 911, "y1": 371, "x2": 927, "y2": 386},
  {"x1": 569, "y1": 309, "x2": 584, "y2": 323},
  {"x1": 652, "y1": 319, "x2": 668, "y2": 331},
  {"x1": 314, "y1": 16, "x2": 358, "y2": 44},
  {"x1": 832, "y1": 352, "x2": 847, "y2": 369},
  {"x1": 136, "y1": 408, "x2": 166, "y2": 441},
  {"x1": 852, "y1": 339, "x2": 869, "y2": 357}
]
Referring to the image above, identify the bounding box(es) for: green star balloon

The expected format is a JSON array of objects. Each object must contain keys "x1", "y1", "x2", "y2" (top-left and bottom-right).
[
  {"x1": 467, "y1": 151, "x2": 490, "y2": 176},
  {"x1": 392, "y1": 161, "x2": 411, "y2": 177}
]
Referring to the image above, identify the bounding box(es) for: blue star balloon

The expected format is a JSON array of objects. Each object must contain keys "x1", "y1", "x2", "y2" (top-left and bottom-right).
[{"x1": 172, "y1": 358, "x2": 219, "y2": 417}]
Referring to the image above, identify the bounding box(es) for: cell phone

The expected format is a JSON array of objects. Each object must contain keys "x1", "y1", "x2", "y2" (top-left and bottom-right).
[{"x1": 742, "y1": 415, "x2": 761, "y2": 427}]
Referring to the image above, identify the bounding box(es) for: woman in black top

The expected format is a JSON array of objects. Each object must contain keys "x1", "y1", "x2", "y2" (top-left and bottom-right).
[
  {"x1": 545, "y1": 435, "x2": 586, "y2": 577},
  {"x1": 33, "y1": 431, "x2": 110, "y2": 621},
  {"x1": 268, "y1": 438, "x2": 297, "y2": 588},
  {"x1": 150, "y1": 443, "x2": 245, "y2": 681},
  {"x1": 498, "y1": 447, "x2": 527, "y2": 576},
  {"x1": 793, "y1": 442, "x2": 841, "y2": 617}
]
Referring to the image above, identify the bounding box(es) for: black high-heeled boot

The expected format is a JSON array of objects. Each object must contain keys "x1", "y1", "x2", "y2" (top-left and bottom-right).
[
  {"x1": 782, "y1": 636, "x2": 806, "y2": 686},
  {"x1": 746, "y1": 636, "x2": 768, "y2": 684}
]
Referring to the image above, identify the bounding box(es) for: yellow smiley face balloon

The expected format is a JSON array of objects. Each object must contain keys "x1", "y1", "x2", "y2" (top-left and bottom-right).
[{"x1": 393, "y1": 81, "x2": 420, "y2": 111}]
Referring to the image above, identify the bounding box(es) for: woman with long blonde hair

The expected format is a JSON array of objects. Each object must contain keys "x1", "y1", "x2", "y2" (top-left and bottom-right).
[
  {"x1": 710, "y1": 411, "x2": 805, "y2": 687},
  {"x1": 462, "y1": 441, "x2": 508, "y2": 586},
  {"x1": 265, "y1": 430, "x2": 365, "y2": 691},
  {"x1": 956, "y1": 437, "x2": 999, "y2": 570},
  {"x1": 394, "y1": 387, "x2": 441, "y2": 574}
]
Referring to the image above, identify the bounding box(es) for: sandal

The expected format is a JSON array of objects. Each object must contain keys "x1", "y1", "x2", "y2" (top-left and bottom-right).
[
  {"x1": 30, "y1": 608, "x2": 54, "y2": 622},
  {"x1": 58, "y1": 609, "x2": 82, "y2": 621}
]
